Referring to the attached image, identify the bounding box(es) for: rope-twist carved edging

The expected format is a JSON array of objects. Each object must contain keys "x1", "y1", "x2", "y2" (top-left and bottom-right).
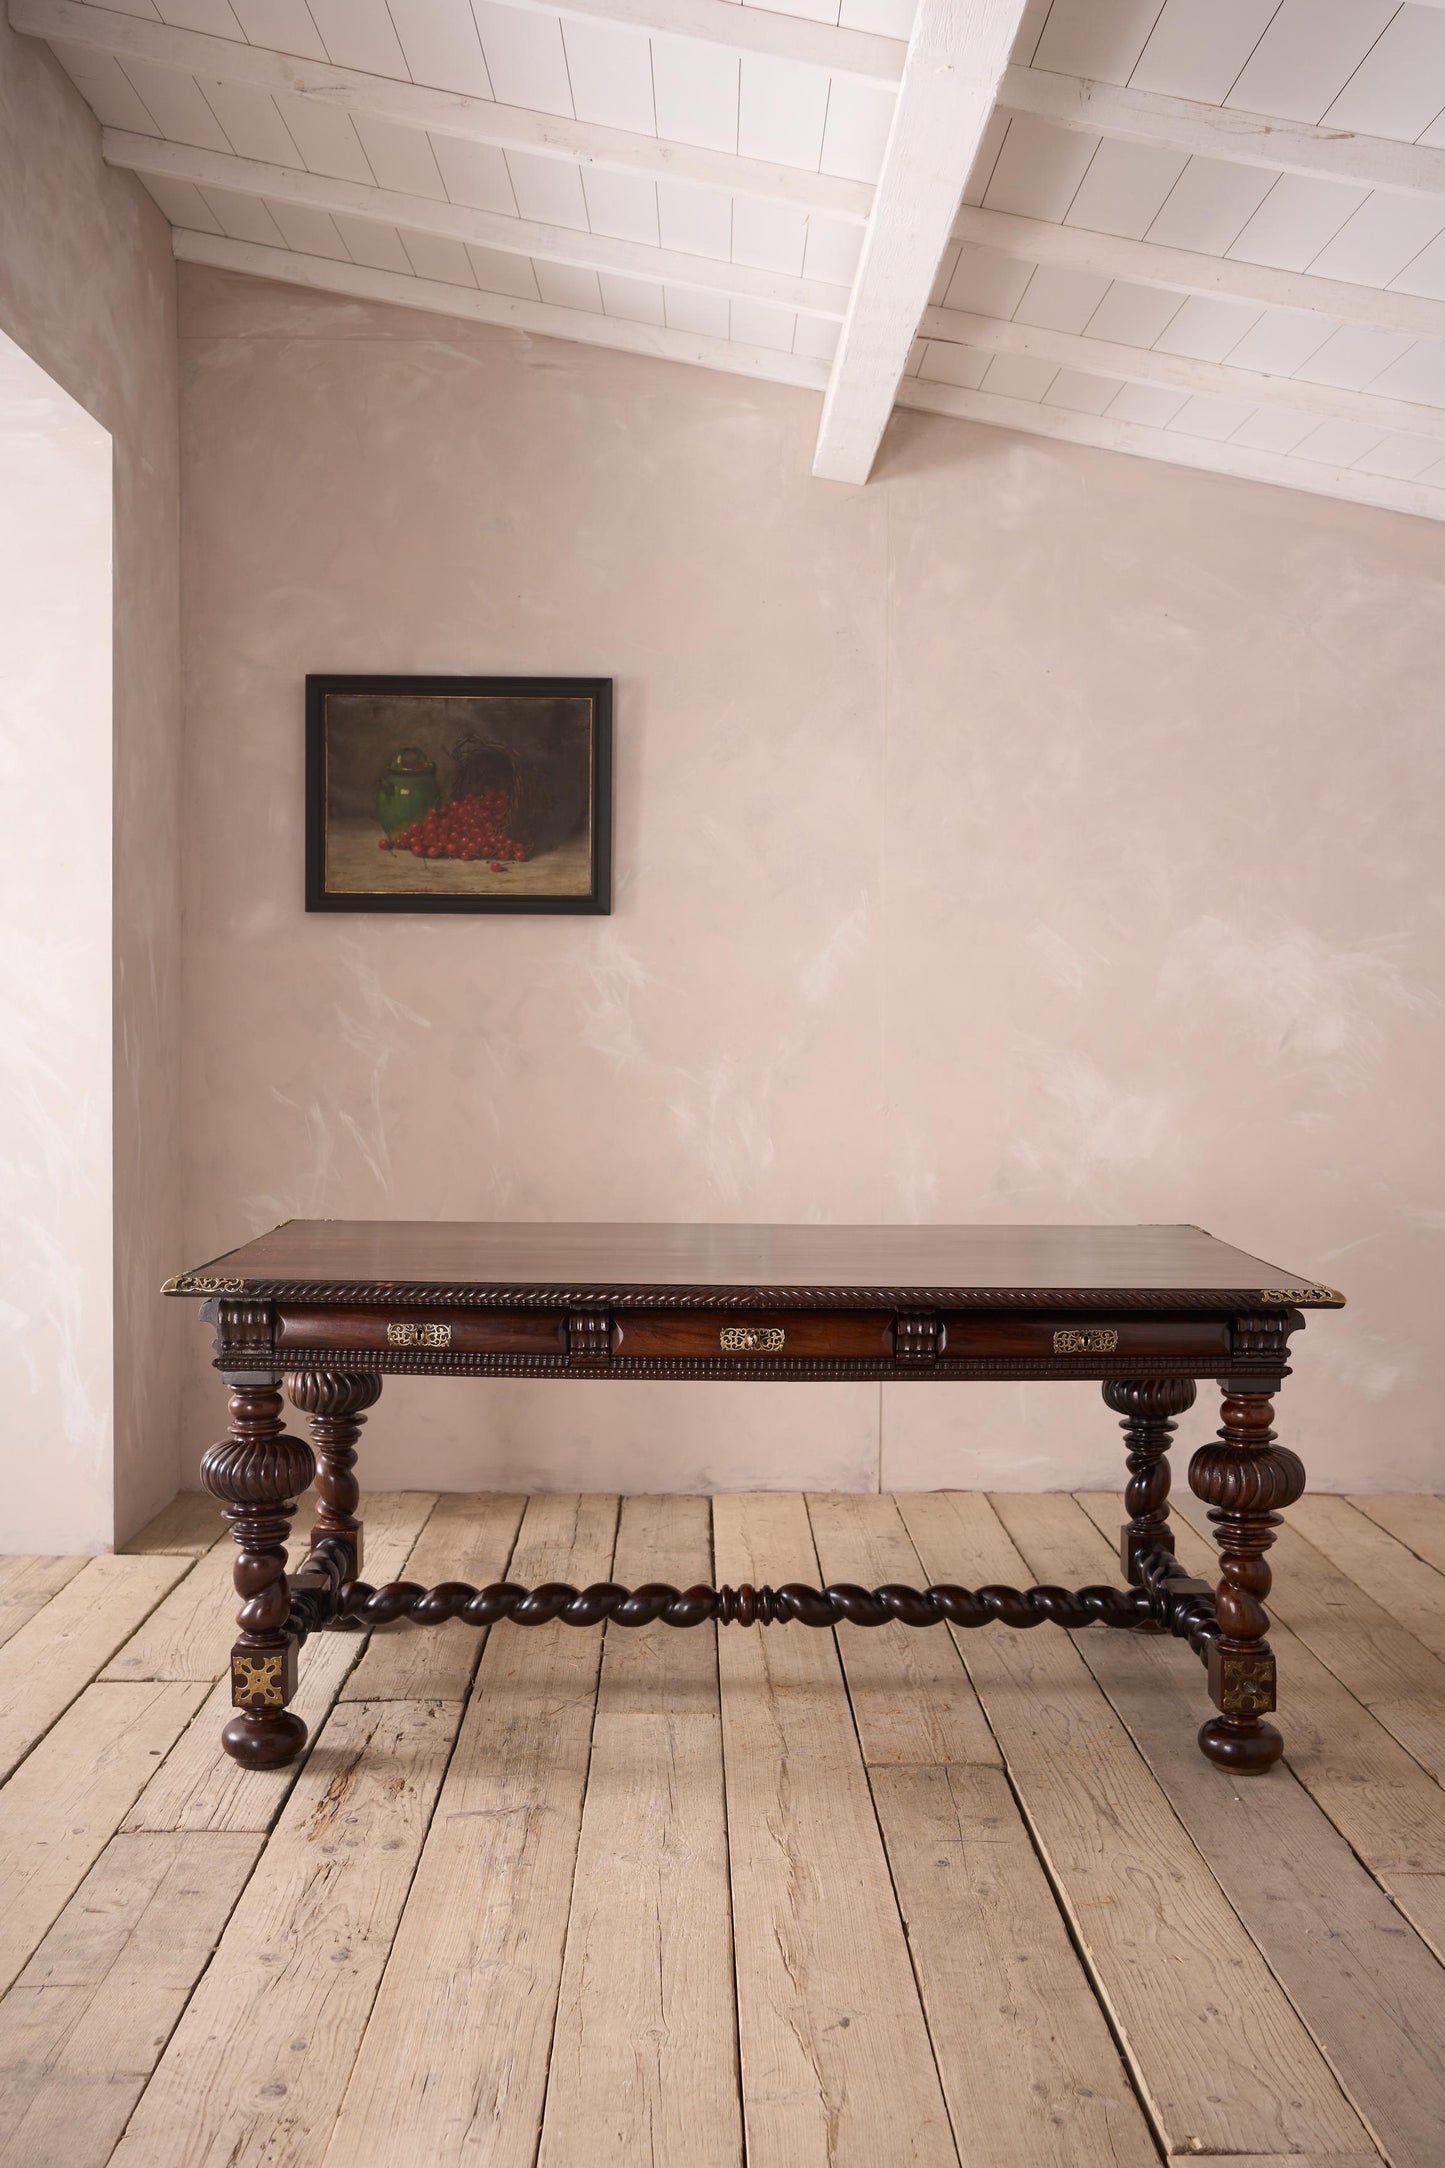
[{"x1": 284, "y1": 1574, "x2": 1155, "y2": 1641}]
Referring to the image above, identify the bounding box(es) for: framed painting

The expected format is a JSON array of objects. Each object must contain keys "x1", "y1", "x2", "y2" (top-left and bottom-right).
[{"x1": 305, "y1": 674, "x2": 612, "y2": 915}]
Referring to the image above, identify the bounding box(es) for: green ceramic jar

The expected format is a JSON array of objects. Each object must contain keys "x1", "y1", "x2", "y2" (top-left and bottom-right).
[{"x1": 376, "y1": 746, "x2": 441, "y2": 836}]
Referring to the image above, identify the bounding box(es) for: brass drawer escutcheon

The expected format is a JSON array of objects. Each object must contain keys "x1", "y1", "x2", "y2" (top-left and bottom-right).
[
  {"x1": 720, "y1": 1326, "x2": 786, "y2": 1354},
  {"x1": 1054, "y1": 1328, "x2": 1119, "y2": 1354},
  {"x1": 387, "y1": 1321, "x2": 453, "y2": 1347}
]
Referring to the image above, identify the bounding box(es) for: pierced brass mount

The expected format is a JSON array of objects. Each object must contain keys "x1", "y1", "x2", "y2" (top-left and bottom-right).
[
  {"x1": 387, "y1": 1321, "x2": 453, "y2": 1347},
  {"x1": 1258, "y1": 1287, "x2": 1346, "y2": 1306},
  {"x1": 1054, "y1": 1328, "x2": 1120, "y2": 1354},
  {"x1": 720, "y1": 1326, "x2": 786, "y2": 1354}
]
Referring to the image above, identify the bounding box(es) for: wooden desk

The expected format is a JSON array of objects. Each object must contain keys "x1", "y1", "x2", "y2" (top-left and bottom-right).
[{"x1": 164, "y1": 1221, "x2": 1344, "y2": 1777}]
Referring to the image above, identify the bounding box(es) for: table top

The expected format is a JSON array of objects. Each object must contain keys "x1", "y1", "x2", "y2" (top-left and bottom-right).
[{"x1": 163, "y1": 1222, "x2": 1344, "y2": 1312}]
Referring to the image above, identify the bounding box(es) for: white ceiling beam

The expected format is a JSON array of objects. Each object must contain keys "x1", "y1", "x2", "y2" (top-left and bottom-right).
[
  {"x1": 10, "y1": 0, "x2": 874, "y2": 220},
  {"x1": 922, "y1": 306, "x2": 1445, "y2": 443},
  {"x1": 1002, "y1": 65, "x2": 1445, "y2": 201},
  {"x1": 951, "y1": 204, "x2": 1445, "y2": 341},
  {"x1": 813, "y1": 0, "x2": 1027, "y2": 484},
  {"x1": 11, "y1": 0, "x2": 903, "y2": 87},
  {"x1": 107, "y1": 133, "x2": 851, "y2": 318},
  {"x1": 172, "y1": 230, "x2": 832, "y2": 393},
  {"x1": 898, "y1": 375, "x2": 1444, "y2": 524}
]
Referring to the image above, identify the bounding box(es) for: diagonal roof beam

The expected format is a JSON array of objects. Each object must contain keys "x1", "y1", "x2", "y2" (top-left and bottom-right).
[
  {"x1": 1001, "y1": 64, "x2": 1445, "y2": 200},
  {"x1": 172, "y1": 229, "x2": 833, "y2": 390},
  {"x1": 9, "y1": 0, "x2": 878, "y2": 219},
  {"x1": 813, "y1": 0, "x2": 1028, "y2": 483},
  {"x1": 107, "y1": 132, "x2": 851, "y2": 317},
  {"x1": 950, "y1": 204, "x2": 1445, "y2": 341},
  {"x1": 921, "y1": 305, "x2": 1445, "y2": 443}
]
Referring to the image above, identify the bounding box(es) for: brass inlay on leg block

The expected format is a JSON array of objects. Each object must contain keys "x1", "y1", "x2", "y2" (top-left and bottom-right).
[{"x1": 231, "y1": 1652, "x2": 285, "y2": 1709}]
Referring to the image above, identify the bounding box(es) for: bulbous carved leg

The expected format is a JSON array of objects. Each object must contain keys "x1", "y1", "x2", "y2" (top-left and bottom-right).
[
  {"x1": 1106, "y1": 1377, "x2": 1197, "y2": 1590},
  {"x1": 201, "y1": 1378, "x2": 315, "y2": 1768},
  {"x1": 285, "y1": 1369, "x2": 381, "y2": 1575},
  {"x1": 1189, "y1": 1385, "x2": 1305, "y2": 1775}
]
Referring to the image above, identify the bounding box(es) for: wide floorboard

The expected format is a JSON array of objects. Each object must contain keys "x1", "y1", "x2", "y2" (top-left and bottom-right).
[{"x1": 1, "y1": 1489, "x2": 1442, "y2": 2167}]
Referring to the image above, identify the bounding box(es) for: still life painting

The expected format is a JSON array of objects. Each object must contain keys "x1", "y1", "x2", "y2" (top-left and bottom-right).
[{"x1": 305, "y1": 674, "x2": 612, "y2": 914}]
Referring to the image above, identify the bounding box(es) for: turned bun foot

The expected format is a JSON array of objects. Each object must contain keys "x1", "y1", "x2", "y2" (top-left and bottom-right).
[
  {"x1": 222, "y1": 1709, "x2": 308, "y2": 1768},
  {"x1": 1198, "y1": 1714, "x2": 1284, "y2": 1775}
]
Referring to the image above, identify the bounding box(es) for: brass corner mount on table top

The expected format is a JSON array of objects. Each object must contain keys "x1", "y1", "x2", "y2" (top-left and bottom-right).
[{"x1": 1257, "y1": 1287, "x2": 1347, "y2": 1306}]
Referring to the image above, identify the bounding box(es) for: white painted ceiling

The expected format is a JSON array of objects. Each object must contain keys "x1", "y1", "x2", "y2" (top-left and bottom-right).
[{"x1": 20, "y1": 0, "x2": 1445, "y2": 519}]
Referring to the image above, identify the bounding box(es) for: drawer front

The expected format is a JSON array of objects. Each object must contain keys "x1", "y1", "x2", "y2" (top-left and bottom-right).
[
  {"x1": 275, "y1": 1306, "x2": 566, "y2": 1356},
  {"x1": 942, "y1": 1316, "x2": 1230, "y2": 1362},
  {"x1": 613, "y1": 1310, "x2": 894, "y2": 1362}
]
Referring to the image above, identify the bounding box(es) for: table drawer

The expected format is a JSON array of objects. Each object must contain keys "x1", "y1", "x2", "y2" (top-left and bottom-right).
[
  {"x1": 275, "y1": 1306, "x2": 566, "y2": 1356},
  {"x1": 942, "y1": 1316, "x2": 1231, "y2": 1362},
  {"x1": 613, "y1": 1311, "x2": 894, "y2": 1361}
]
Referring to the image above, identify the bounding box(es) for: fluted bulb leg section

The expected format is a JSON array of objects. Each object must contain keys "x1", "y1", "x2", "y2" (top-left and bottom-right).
[
  {"x1": 285, "y1": 1369, "x2": 381, "y2": 1577},
  {"x1": 1189, "y1": 1384, "x2": 1305, "y2": 1774},
  {"x1": 201, "y1": 1378, "x2": 316, "y2": 1768}
]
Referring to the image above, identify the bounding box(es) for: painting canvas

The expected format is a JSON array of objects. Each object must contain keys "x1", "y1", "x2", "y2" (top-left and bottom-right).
[{"x1": 305, "y1": 675, "x2": 612, "y2": 914}]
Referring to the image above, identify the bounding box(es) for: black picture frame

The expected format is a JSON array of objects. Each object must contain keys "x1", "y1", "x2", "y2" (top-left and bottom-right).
[{"x1": 305, "y1": 674, "x2": 613, "y2": 915}]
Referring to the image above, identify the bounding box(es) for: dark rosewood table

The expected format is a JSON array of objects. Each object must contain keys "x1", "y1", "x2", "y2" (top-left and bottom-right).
[{"x1": 163, "y1": 1221, "x2": 1344, "y2": 1776}]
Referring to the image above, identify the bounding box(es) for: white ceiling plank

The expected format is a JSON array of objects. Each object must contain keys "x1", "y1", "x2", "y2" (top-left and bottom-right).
[
  {"x1": 982, "y1": 112, "x2": 1098, "y2": 219},
  {"x1": 140, "y1": 168, "x2": 223, "y2": 228},
  {"x1": 1226, "y1": 0, "x2": 1399, "y2": 128},
  {"x1": 802, "y1": 216, "x2": 864, "y2": 285},
  {"x1": 504, "y1": 146, "x2": 589, "y2": 225},
  {"x1": 46, "y1": 38, "x2": 162, "y2": 128},
  {"x1": 1293, "y1": 323, "x2": 1414, "y2": 394},
  {"x1": 331, "y1": 214, "x2": 414, "y2": 274},
  {"x1": 1167, "y1": 391, "x2": 1260, "y2": 441},
  {"x1": 1031, "y1": 0, "x2": 1164, "y2": 86},
  {"x1": 386, "y1": 0, "x2": 493, "y2": 99},
  {"x1": 465, "y1": 244, "x2": 543, "y2": 300},
  {"x1": 897, "y1": 372, "x2": 1445, "y2": 523},
  {"x1": 728, "y1": 296, "x2": 799, "y2": 349},
  {"x1": 431, "y1": 135, "x2": 518, "y2": 213},
  {"x1": 1151, "y1": 292, "x2": 1261, "y2": 362},
  {"x1": 921, "y1": 303, "x2": 1445, "y2": 441},
  {"x1": 599, "y1": 270, "x2": 667, "y2": 323},
  {"x1": 738, "y1": 53, "x2": 831, "y2": 168},
  {"x1": 657, "y1": 179, "x2": 732, "y2": 259},
  {"x1": 1130, "y1": 0, "x2": 1280, "y2": 107},
  {"x1": 115, "y1": 57, "x2": 230, "y2": 146},
  {"x1": 1322, "y1": 9, "x2": 1445, "y2": 143},
  {"x1": 1044, "y1": 368, "x2": 1124, "y2": 414},
  {"x1": 156, "y1": 1, "x2": 241, "y2": 33},
  {"x1": 470, "y1": 6, "x2": 574, "y2": 117},
  {"x1": 939, "y1": 243, "x2": 1033, "y2": 316},
  {"x1": 1144, "y1": 157, "x2": 1275, "y2": 255},
  {"x1": 814, "y1": 0, "x2": 1029, "y2": 482},
  {"x1": 1000, "y1": 64, "x2": 1445, "y2": 201},
  {"x1": 951, "y1": 202, "x2": 1445, "y2": 340},
  {"x1": 1308, "y1": 197, "x2": 1445, "y2": 292},
  {"x1": 1064, "y1": 136, "x2": 1188, "y2": 240},
  {"x1": 229, "y1": 3, "x2": 325, "y2": 62},
  {"x1": 269, "y1": 89, "x2": 374, "y2": 180},
  {"x1": 14, "y1": 0, "x2": 871, "y2": 221},
  {"x1": 201, "y1": 179, "x2": 285, "y2": 241},
  {"x1": 170, "y1": 231, "x2": 834, "y2": 388},
  {"x1": 264, "y1": 196, "x2": 350, "y2": 259},
  {"x1": 1106, "y1": 380, "x2": 1188, "y2": 427},
  {"x1": 582, "y1": 166, "x2": 661, "y2": 244},
  {"x1": 792, "y1": 312, "x2": 840, "y2": 361},
  {"x1": 732, "y1": 196, "x2": 808, "y2": 276},
  {"x1": 1084, "y1": 278, "x2": 1182, "y2": 345},
  {"x1": 650, "y1": 39, "x2": 738, "y2": 153},
  {"x1": 304, "y1": 0, "x2": 408, "y2": 80},
  {"x1": 663, "y1": 284, "x2": 732, "y2": 335},
  {"x1": 351, "y1": 116, "x2": 447, "y2": 198},
  {"x1": 1227, "y1": 175, "x2": 1368, "y2": 277},
  {"x1": 561, "y1": 19, "x2": 657, "y2": 135},
  {"x1": 535, "y1": 260, "x2": 604, "y2": 309},
  {"x1": 819, "y1": 75, "x2": 895, "y2": 183},
  {"x1": 401, "y1": 230, "x2": 478, "y2": 284},
  {"x1": 107, "y1": 129, "x2": 854, "y2": 314},
  {"x1": 1011, "y1": 262, "x2": 1111, "y2": 331},
  {"x1": 197, "y1": 73, "x2": 298, "y2": 162},
  {"x1": 980, "y1": 350, "x2": 1054, "y2": 401}
]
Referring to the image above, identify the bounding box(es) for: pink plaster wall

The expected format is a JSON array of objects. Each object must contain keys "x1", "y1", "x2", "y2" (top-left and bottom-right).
[
  {"x1": 177, "y1": 266, "x2": 1443, "y2": 1496},
  {"x1": 0, "y1": 26, "x2": 183, "y2": 1543}
]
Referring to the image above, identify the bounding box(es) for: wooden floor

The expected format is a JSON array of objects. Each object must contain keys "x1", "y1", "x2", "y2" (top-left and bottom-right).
[{"x1": 2, "y1": 1490, "x2": 1444, "y2": 2167}]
